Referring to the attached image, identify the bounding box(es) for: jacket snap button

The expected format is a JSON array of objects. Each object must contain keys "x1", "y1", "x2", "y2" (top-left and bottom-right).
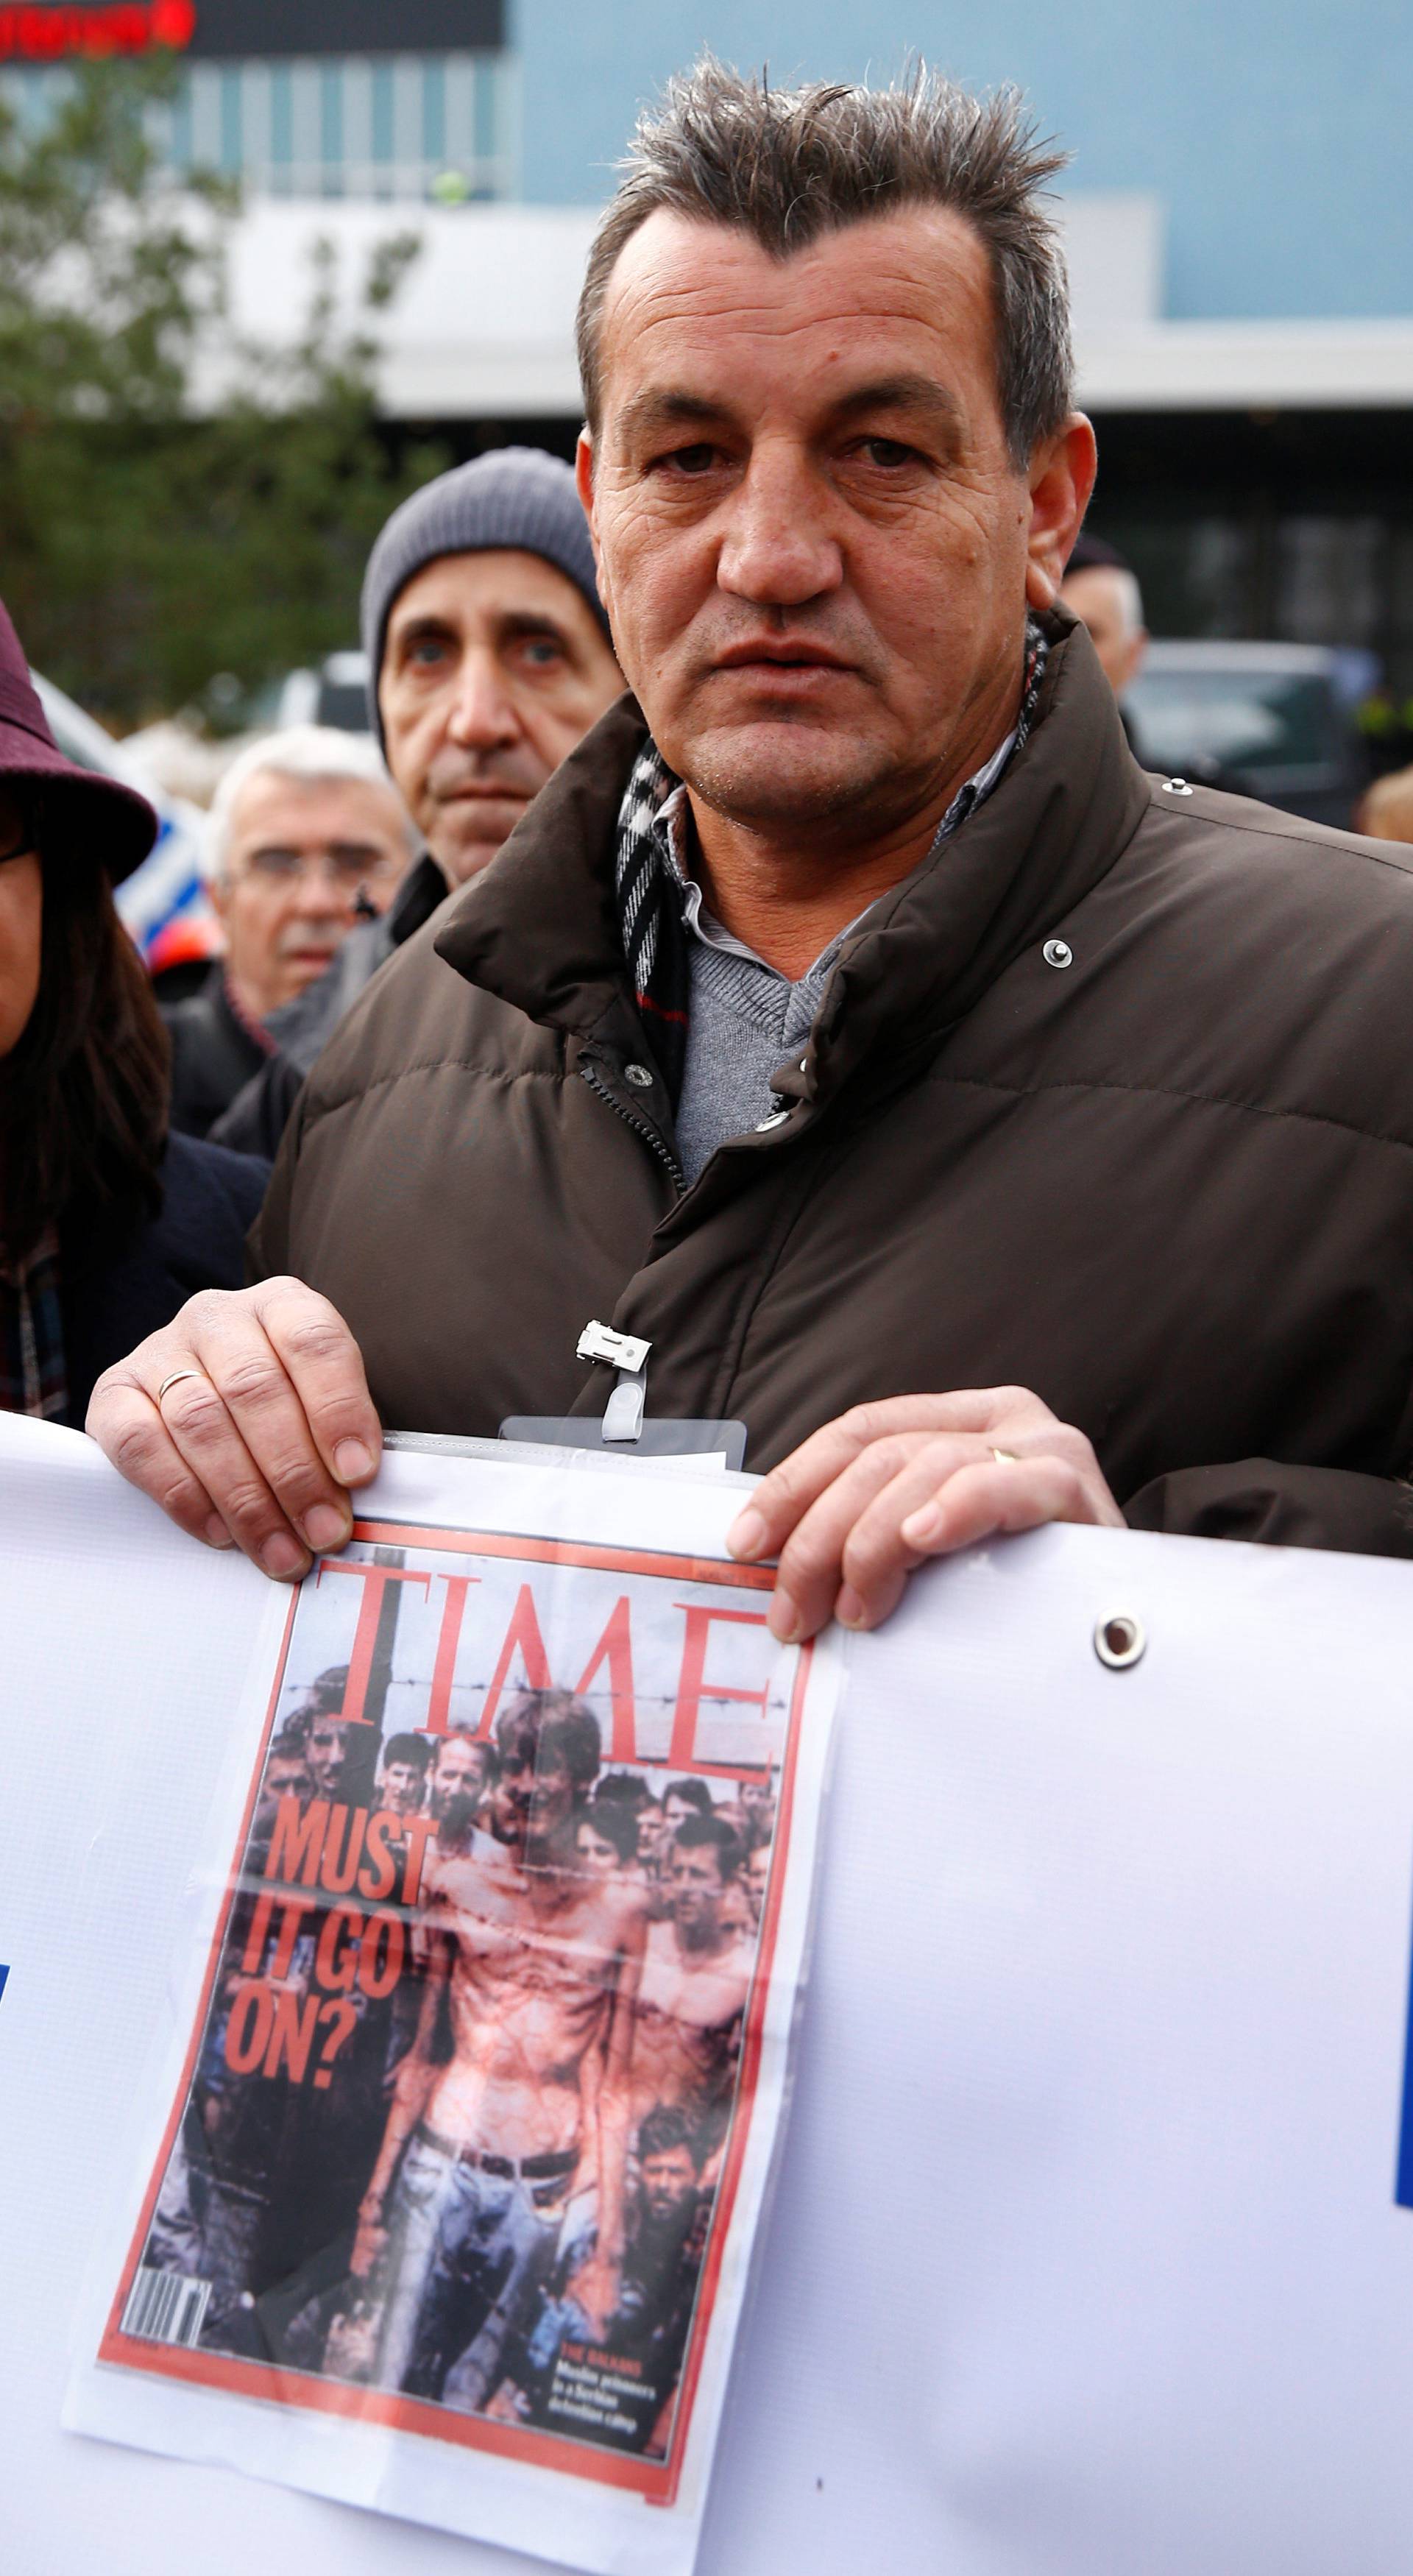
[
  {"x1": 755, "y1": 1108, "x2": 790, "y2": 1132},
  {"x1": 1163, "y1": 777, "x2": 1195, "y2": 796},
  {"x1": 625, "y1": 1063, "x2": 654, "y2": 1088},
  {"x1": 1042, "y1": 938, "x2": 1073, "y2": 970}
]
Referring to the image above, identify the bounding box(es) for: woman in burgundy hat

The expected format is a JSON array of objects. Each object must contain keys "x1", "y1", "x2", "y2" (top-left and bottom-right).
[{"x1": 0, "y1": 598, "x2": 267, "y2": 1426}]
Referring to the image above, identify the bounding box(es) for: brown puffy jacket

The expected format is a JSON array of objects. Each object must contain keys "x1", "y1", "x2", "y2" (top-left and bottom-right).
[{"x1": 254, "y1": 616, "x2": 1413, "y2": 1557}]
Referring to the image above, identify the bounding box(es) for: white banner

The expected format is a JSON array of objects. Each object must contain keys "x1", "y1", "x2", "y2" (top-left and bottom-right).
[{"x1": 6, "y1": 1414, "x2": 1413, "y2": 2572}]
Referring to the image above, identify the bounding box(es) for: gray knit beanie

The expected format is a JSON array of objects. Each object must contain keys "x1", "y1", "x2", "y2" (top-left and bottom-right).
[{"x1": 360, "y1": 446, "x2": 609, "y2": 741}]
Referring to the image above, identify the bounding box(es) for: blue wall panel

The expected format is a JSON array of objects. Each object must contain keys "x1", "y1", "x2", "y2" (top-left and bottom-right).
[{"x1": 514, "y1": 1, "x2": 1413, "y2": 322}]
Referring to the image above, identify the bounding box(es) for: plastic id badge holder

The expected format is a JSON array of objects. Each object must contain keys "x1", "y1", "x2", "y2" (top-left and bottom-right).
[{"x1": 502, "y1": 1322, "x2": 748, "y2": 1471}]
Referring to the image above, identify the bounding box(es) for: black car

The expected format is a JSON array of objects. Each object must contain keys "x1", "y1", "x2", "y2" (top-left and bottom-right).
[{"x1": 1124, "y1": 642, "x2": 1370, "y2": 829}]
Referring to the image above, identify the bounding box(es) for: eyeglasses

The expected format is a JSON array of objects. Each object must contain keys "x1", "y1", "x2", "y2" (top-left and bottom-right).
[{"x1": 238, "y1": 845, "x2": 403, "y2": 891}]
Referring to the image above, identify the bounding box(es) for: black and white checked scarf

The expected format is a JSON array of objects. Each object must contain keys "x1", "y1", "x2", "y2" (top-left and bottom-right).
[{"x1": 615, "y1": 619, "x2": 1050, "y2": 1105}]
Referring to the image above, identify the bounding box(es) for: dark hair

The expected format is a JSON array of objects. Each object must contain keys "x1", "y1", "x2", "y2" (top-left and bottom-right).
[
  {"x1": 576, "y1": 1800, "x2": 638, "y2": 1863},
  {"x1": 577, "y1": 57, "x2": 1072, "y2": 470},
  {"x1": 287, "y1": 1667, "x2": 350, "y2": 1738},
  {"x1": 266, "y1": 1730, "x2": 310, "y2": 1769},
  {"x1": 637, "y1": 2102, "x2": 702, "y2": 2165},
  {"x1": 663, "y1": 1776, "x2": 714, "y2": 1818},
  {"x1": 383, "y1": 1733, "x2": 432, "y2": 1772},
  {"x1": 594, "y1": 1771, "x2": 654, "y2": 1814},
  {"x1": 0, "y1": 826, "x2": 168, "y2": 1266},
  {"x1": 673, "y1": 1811, "x2": 742, "y2": 1875},
  {"x1": 495, "y1": 1688, "x2": 602, "y2": 1795}
]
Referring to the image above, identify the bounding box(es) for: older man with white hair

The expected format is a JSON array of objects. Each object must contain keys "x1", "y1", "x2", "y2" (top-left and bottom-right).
[{"x1": 163, "y1": 725, "x2": 417, "y2": 1138}]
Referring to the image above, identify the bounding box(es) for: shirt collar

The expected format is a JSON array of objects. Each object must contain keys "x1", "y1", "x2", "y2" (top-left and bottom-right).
[{"x1": 654, "y1": 716, "x2": 1023, "y2": 980}]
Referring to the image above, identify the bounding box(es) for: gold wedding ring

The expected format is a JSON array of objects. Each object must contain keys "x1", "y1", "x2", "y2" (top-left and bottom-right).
[{"x1": 157, "y1": 1368, "x2": 207, "y2": 1404}]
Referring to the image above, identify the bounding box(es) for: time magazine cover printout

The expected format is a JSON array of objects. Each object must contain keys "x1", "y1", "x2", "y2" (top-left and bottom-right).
[{"x1": 70, "y1": 1450, "x2": 840, "y2": 2576}]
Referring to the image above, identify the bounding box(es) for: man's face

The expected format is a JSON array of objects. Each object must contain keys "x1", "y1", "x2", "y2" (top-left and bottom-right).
[
  {"x1": 255, "y1": 1750, "x2": 311, "y2": 1830},
  {"x1": 669, "y1": 1840, "x2": 726, "y2": 1934},
  {"x1": 575, "y1": 1816, "x2": 623, "y2": 1878},
  {"x1": 304, "y1": 1716, "x2": 352, "y2": 1799},
  {"x1": 214, "y1": 769, "x2": 414, "y2": 1018},
  {"x1": 429, "y1": 1735, "x2": 492, "y2": 1822},
  {"x1": 380, "y1": 1757, "x2": 425, "y2": 1815},
  {"x1": 745, "y1": 1841, "x2": 771, "y2": 1925},
  {"x1": 662, "y1": 1791, "x2": 698, "y2": 1834},
  {"x1": 636, "y1": 1802, "x2": 667, "y2": 1858},
  {"x1": 740, "y1": 1776, "x2": 774, "y2": 1817},
  {"x1": 378, "y1": 550, "x2": 623, "y2": 888},
  {"x1": 581, "y1": 208, "x2": 1093, "y2": 857},
  {"x1": 1058, "y1": 565, "x2": 1147, "y2": 695},
  {"x1": 491, "y1": 1741, "x2": 577, "y2": 1850},
  {"x1": 641, "y1": 2144, "x2": 698, "y2": 2222}
]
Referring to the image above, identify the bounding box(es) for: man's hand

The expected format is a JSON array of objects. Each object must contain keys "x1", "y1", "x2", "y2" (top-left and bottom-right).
[
  {"x1": 85, "y1": 1280, "x2": 381, "y2": 1579},
  {"x1": 727, "y1": 1389, "x2": 1123, "y2": 1642}
]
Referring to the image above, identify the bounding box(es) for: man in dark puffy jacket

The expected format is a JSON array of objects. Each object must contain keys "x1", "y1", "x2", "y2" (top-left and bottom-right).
[
  {"x1": 212, "y1": 447, "x2": 623, "y2": 1158},
  {"x1": 89, "y1": 63, "x2": 1413, "y2": 1627}
]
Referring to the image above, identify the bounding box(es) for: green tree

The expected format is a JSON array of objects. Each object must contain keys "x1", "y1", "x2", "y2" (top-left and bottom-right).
[{"x1": 0, "y1": 52, "x2": 447, "y2": 726}]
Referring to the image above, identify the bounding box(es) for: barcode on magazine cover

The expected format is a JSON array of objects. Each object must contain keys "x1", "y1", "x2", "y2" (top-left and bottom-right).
[{"x1": 122, "y1": 2267, "x2": 211, "y2": 2348}]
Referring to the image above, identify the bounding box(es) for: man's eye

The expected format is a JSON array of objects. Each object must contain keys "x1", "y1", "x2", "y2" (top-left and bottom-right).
[
  {"x1": 656, "y1": 443, "x2": 720, "y2": 477},
  {"x1": 408, "y1": 638, "x2": 448, "y2": 666},
  {"x1": 519, "y1": 637, "x2": 565, "y2": 668},
  {"x1": 858, "y1": 437, "x2": 918, "y2": 469}
]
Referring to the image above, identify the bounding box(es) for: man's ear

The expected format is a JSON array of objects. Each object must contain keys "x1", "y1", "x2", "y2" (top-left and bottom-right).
[
  {"x1": 1024, "y1": 414, "x2": 1098, "y2": 613},
  {"x1": 575, "y1": 429, "x2": 600, "y2": 564}
]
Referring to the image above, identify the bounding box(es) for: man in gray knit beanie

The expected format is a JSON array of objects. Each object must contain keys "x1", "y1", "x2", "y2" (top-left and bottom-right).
[
  {"x1": 213, "y1": 447, "x2": 621, "y2": 1157},
  {"x1": 361, "y1": 445, "x2": 619, "y2": 883}
]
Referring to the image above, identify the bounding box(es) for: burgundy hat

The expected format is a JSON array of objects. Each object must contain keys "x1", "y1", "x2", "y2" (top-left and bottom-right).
[{"x1": 0, "y1": 597, "x2": 157, "y2": 885}]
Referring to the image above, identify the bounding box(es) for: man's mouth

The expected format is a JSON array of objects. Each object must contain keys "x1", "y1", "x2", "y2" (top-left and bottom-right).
[
  {"x1": 713, "y1": 640, "x2": 852, "y2": 673},
  {"x1": 440, "y1": 785, "x2": 531, "y2": 807}
]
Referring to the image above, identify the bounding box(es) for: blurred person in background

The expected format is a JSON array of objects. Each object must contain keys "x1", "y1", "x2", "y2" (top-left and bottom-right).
[
  {"x1": 1059, "y1": 531, "x2": 1149, "y2": 698},
  {"x1": 165, "y1": 727, "x2": 418, "y2": 1139},
  {"x1": 1356, "y1": 767, "x2": 1413, "y2": 843},
  {"x1": 0, "y1": 598, "x2": 265, "y2": 1428},
  {"x1": 213, "y1": 449, "x2": 622, "y2": 1159}
]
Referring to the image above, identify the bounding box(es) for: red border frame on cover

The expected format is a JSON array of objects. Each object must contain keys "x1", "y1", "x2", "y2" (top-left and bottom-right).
[{"x1": 99, "y1": 1518, "x2": 815, "y2": 2513}]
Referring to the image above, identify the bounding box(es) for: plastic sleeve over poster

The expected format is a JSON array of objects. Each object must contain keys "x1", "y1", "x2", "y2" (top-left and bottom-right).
[{"x1": 67, "y1": 1448, "x2": 843, "y2": 2576}]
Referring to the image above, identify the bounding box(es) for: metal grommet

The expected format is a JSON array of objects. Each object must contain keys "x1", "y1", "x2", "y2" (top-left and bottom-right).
[
  {"x1": 625, "y1": 1062, "x2": 654, "y2": 1089},
  {"x1": 1162, "y1": 777, "x2": 1195, "y2": 796},
  {"x1": 755, "y1": 1108, "x2": 790, "y2": 1132},
  {"x1": 1042, "y1": 938, "x2": 1073, "y2": 970},
  {"x1": 1094, "y1": 1611, "x2": 1146, "y2": 1670}
]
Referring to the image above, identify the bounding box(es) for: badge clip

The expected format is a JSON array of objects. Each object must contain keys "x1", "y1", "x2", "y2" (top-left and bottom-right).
[
  {"x1": 576, "y1": 1321, "x2": 652, "y2": 1376},
  {"x1": 578, "y1": 1320, "x2": 652, "y2": 1445}
]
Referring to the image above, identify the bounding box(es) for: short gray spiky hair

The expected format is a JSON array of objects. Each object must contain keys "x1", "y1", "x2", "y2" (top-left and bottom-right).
[
  {"x1": 576, "y1": 59, "x2": 1073, "y2": 472},
  {"x1": 208, "y1": 723, "x2": 416, "y2": 885}
]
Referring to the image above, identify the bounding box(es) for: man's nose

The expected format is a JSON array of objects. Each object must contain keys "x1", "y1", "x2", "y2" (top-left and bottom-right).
[
  {"x1": 288, "y1": 860, "x2": 349, "y2": 917},
  {"x1": 716, "y1": 445, "x2": 844, "y2": 608},
  {"x1": 446, "y1": 649, "x2": 521, "y2": 749}
]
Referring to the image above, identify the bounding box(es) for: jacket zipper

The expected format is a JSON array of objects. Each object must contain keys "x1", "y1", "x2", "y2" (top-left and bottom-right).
[{"x1": 579, "y1": 1059, "x2": 684, "y2": 1192}]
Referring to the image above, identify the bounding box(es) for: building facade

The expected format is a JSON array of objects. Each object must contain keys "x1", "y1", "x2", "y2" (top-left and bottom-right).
[
  {"x1": 1, "y1": 0, "x2": 517, "y2": 200},
  {"x1": 4, "y1": 1, "x2": 1412, "y2": 693}
]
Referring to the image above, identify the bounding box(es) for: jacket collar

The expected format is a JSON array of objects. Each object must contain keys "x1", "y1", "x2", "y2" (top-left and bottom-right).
[{"x1": 433, "y1": 612, "x2": 1152, "y2": 1100}]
